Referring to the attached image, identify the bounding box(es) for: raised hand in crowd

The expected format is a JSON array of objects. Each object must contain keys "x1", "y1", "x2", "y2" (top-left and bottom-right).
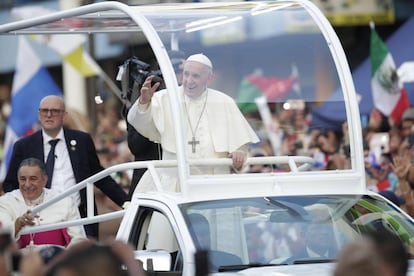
[{"x1": 392, "y1": 150, "x2": 414, "y2": 217}]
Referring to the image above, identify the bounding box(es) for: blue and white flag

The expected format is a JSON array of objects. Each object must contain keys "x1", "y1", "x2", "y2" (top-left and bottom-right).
[{"x1": 0, "y1": 37, "x2": 62, "y2": 181}]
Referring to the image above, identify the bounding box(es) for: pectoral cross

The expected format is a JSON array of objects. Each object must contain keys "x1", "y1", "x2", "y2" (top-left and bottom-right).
[{"x1": 188, "y1": 136, "x2": 200, "y2": 153}]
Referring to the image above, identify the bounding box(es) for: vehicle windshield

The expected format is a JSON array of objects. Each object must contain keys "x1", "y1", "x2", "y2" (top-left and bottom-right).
[
  {"x1": 181, "y1": 195, "x2": 414, "y2": 271},
  {"x1": 137, "y1": 1, "x2": 353, "y2": 174},
  {"x1": 0, "y1": 1, "x2": 359, "y2": 179}
]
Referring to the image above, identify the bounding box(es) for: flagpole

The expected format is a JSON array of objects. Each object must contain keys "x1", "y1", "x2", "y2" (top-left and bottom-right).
[{"x1": 99, "y1": 71, "x2": 125, "y2": 105}]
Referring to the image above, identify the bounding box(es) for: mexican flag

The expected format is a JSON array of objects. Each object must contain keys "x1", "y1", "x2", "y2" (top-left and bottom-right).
[{"x1": 370, "y1": 22, "x2": 409, "y2": 126}]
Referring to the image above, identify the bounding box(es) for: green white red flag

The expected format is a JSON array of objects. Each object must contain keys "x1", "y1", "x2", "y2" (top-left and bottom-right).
[
  {"x1": 237, "y1": 70, "x2": 298, "y2": 114},
  {"x1": 370, "y1": 22, "x2": 409, "y2": 126}
]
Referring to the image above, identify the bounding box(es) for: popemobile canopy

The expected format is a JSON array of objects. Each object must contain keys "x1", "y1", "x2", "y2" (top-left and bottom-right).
[{"x1": 0, "y1": 0, "x2": 365, "y2": 198}]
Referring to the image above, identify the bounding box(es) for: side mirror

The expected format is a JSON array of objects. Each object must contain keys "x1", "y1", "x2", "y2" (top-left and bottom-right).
[{"x1": 134, "y1": 249, "x2": 172, "y2": 271}]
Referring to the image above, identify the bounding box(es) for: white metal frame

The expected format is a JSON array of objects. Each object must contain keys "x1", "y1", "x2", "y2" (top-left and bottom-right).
[{"x1": 0, "y1": 0, "x2": 366, "y2": 238}]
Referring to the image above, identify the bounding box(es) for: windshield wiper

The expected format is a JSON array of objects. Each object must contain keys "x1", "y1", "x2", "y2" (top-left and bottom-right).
[
  {"x1": 292, "y1": 258, "x2": 336, "y2": 264},
  {"x1": 218, "y1": 263, "x2": 287, "y2": 272},
  {"x1": 264, "y1": 197, "x2": 313, "y2": 221}
]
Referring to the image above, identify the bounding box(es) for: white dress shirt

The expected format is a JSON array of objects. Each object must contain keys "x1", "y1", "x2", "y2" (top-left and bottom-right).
[{"x1": 43, "y1": 129, "x2": 79, "y2": 205}]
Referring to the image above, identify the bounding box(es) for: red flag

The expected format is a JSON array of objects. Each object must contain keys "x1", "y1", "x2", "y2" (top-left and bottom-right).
[{"x1": 246, "y1": 75, "x2": 295, "y2": 101}]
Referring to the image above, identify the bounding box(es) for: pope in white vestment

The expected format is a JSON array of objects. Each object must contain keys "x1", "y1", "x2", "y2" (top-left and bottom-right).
[{"x1": 128, "y1": 54, "x2": 259, "y2": 192}]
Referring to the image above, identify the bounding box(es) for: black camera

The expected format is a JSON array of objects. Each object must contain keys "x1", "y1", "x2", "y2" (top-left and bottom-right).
[
  {"x1": 128, "y1": 58, "x2": 162, "y2": 89},
  {"x1": 120, "y1": 57, "x2": 163, "y2": 107}
]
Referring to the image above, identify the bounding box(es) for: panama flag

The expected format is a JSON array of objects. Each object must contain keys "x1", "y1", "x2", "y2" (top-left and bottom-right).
[
  {"x1": 370, "y1": 22, "x2": 409, "y2": 126},
  {"x1": 0, "y1": 37, "x2": 62, "y2": 181}
]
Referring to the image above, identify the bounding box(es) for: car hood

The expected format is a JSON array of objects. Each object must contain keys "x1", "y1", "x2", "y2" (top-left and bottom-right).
[
  {"x1": 211, "y1": 261, "x2": 414, "y2": 276},
  {"x1": 211, "y1": 263, "x2": 336, "y2": 275}
]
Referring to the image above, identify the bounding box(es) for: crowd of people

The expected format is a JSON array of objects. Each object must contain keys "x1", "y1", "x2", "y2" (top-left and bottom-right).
[
  {"x1": 362, "y1": 107, "x2": 414, "y2": 218},
  {"x1": 0, "y1": 52, "x2": 412, "y2": 274}
]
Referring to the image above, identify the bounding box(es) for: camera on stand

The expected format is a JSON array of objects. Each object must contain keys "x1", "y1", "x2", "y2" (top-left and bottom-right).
[{"x1": 118, "y1": 57, "x2": 163, "y2": 109}]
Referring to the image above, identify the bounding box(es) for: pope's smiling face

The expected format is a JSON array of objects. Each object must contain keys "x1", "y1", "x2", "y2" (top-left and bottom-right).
[
  {"x1": 182, "y1": 61, "x2": 212, "y2": 99},
  {"x1": 18, "y1": 165, "x2": 47, "y2": 201}
]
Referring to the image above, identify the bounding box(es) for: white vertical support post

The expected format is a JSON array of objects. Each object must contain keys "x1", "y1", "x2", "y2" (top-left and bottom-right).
[
  {"x1": 86, "y1": 182, "x2": 94, "y2": 218},
  {"x1": 60, "y1": 0, "x2": 88, "y2": 116}
]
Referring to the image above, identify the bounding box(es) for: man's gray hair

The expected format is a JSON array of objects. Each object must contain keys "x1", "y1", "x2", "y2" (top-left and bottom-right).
[{"x1": 18, "y1": 157, "x2": 47, "y2": 176}]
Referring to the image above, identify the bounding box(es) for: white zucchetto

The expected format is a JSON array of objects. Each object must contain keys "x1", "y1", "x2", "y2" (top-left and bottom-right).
[{"x1": 186, "y1": 53, "x2": 213, "y2": 69}]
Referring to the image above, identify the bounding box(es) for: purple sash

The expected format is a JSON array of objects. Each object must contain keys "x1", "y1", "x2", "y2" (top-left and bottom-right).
[{"x1": 18, "y1": 228, "x2": 71, "y2": 248}]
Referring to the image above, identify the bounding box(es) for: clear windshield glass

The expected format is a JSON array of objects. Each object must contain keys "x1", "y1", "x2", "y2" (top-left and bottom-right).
[
  {"x1": 181, "y1": 195, "x2": 414, "y2": 271},
  {"x1": 0, "y1": 2, "x2": 353, "y2": 176},
  {"x1": 140, "y1": 2, "x2": 350, "y2": 173}
]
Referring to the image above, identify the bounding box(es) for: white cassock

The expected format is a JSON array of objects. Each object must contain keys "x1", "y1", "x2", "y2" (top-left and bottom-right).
[
  {"x1": 127, "y1": 86, "x2": 260, "y2": 192},
  {"x1": 0, "y1": 189, "x2": 86, "y2": 247}
]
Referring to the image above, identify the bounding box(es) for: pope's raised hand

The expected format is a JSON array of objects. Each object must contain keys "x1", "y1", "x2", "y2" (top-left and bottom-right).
[{"x1": 139, "y1": 75, "x2": 161, "y2": 105}]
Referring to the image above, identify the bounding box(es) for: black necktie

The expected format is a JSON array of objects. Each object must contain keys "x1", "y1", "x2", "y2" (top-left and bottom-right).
[{"x1": 45, "y1": 139, "x2": 59, "y2": 188}]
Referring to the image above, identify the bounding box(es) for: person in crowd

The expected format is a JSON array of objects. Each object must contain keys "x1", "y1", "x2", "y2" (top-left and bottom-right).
[
  {"x1": 248, "y1": 149, "x2": 273, "y2": 173},
  {"x1": 44, "y1": 239, "x2": 145, "y2": 276},
  {"x1": 391, "y1": 151, "x2": 414, "y2": 217},
  {"x1": 127, "y1": 53, "x2": 259, "y2": 191},
  {"x1": 389, "y1": 127, "x2": 404, "y2": 159},
  {"x1": 368, "y1": 108, "x2": 391, "y2": 133},
  {"x1": 2, "y1": 95, "x2": 128, "y2": 239},
  {"x1": 312, "y1": 129, "x2": 345, "y2": 170},
  {"x1": 0, "y1": 239, "x2": 144, "y2": 276},
  {"x1": 366, "y1": 153, "x2": 397, "y2": 192},
  {"x1": 392, "y1": 108, "x2": 414, "y2": 156},
  {"x1": 0, "y1": 228, "x2": 19, "y2": 275},
  {"x1": 334, "y1": 237, "x2": 383, "y2": 276},
  {"x1": 0, "y1": 158, "x2": 86, "y2": 249},
  {"x1": 366, "y1": 230, "x2": 409, "y2": 276},
  {"x1": 334, "y1": 230, "x2": 408, "y2": 276},
  {"x1": 400, "y1": 107, "x2": 414, "y2": 139},
  {"x1": 281, "y1": 109, "x2": 311, "y2": 157}
]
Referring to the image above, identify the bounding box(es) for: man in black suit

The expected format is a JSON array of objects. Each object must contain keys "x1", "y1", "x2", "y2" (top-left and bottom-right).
[
  {"x1": 126, "y1": 121, "x2": 160, "y2": 200},
  {"x1": 2, "y1": 95, "x2": 128, "y2": 239}
]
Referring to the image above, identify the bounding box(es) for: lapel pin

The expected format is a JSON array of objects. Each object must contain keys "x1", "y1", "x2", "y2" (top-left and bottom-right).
[{"x1": 70, "y1": 140, "x2": 77, "y2": 151}]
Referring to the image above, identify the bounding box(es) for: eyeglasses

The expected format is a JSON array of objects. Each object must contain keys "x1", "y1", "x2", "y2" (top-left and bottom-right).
[{"x1": 38, "y1": 108, "x2": 64, "y2": 116}]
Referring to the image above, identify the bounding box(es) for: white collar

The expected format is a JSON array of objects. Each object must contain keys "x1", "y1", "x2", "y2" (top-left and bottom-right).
[
  {"x1": 183, "y1": 89, "x2": 208, "y2": 104},
  {"x1": 42, "y1": 129, "x2": 65, "y2": 146},
  {"x1": 24, "y1": 189, "x2": 46, "y2": 206}
]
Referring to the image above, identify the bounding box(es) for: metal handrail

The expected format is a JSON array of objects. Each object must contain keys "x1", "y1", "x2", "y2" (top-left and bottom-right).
[
  {"x1": 24, "y1": 156, "x2": 314, "y2": 235},
  {"x1": 31, "y1": 155, "x2": 314, "y2": 215},
  {"x1": 20, "y1": 210, "x2": 125, "y2": 235}
]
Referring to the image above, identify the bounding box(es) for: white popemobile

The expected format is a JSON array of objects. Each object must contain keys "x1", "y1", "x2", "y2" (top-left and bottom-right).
[{"x1": 1, "y1": 1, "x2": 414, "y2": 275}]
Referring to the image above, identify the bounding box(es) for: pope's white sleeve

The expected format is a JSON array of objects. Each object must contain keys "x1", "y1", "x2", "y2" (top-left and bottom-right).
[{"x1": 127, "y1": 97, "x2": 161, "y2": 142}]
